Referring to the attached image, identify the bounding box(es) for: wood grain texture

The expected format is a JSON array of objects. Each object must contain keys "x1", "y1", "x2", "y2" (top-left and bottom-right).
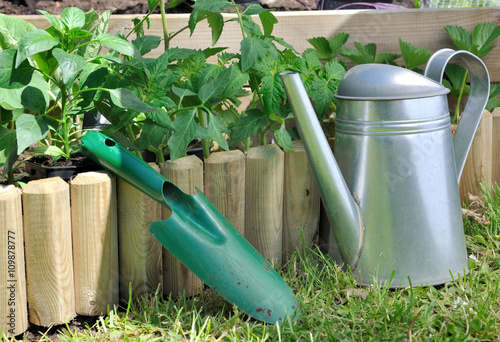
[
  {"x1": 204, "y1": 150, "x2": 246, "y2": 235},
  {"x1": 245, "y1": 144, "x2": 284, "y2": 265},
  {"x1": 70, "y1": 171, "x2": 119, "y2": 316},
  {"x1": 16, "y1": 9, "x2": 500, "y2": 81},
  {"x1": 283, "y1": 141, "x2": 321, "y2": 260},
  {"x1": 491, "y1": 108, "x2": 500, "y2": 186},
  {"x1": 459, "y1": 110, "x2": 493, "y2": 202},
  {"x1": 0, "y1": 185, "x2": 28, "y2": 337},
  {"x1": 160, "y1": 155, "x2": 204, "y2": 297},
  {"x1": 117, "y1": 163, "x2": 163, "y2": 301},
  {"x1": 22, "y1": 178, "x2": 75, "y2": 326}
]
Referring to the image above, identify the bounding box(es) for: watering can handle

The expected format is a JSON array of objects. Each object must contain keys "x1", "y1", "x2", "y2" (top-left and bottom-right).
[{"x1": 424, "y1": 49, "x2": 490, "y2": 183}]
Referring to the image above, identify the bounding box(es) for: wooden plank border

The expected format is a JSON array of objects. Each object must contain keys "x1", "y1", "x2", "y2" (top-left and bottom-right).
[{"x1": 13, "y1": 8, "x2": 500, "y2": 81}]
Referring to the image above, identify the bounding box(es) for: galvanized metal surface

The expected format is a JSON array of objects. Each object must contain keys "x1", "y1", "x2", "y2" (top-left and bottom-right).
[{"x1": 281, "y1": 49, "x2": 489, "y2": 288}]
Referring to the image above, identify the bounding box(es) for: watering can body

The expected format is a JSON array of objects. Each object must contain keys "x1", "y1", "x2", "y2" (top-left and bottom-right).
[{"x1": 281, "y1": 49, "x2": 490, "y2": 288}]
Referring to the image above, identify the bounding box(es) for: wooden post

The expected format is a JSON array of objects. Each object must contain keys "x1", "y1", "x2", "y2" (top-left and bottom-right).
[
  {"x1": 118, "y1": 163, "x2": 163, "y2": 301},
  {"x1": 245, "y1": 144, "x2": 284, "y2": 265},
  {"x1": 0, "y1": 185, "x2": 28, "y2": 337},
  {"x1": 491, "y1": 108, "x2": 500, "y2": 186},
  {"x1": 459, "y1": 110, "x2": 493, "y2": 202},
  {"x1": 160, "y1": 155, "x2": 204, "y2": 297},
  {"x1": 282, "y1": 141, "x2": 321, "y2": 260},
  {"x1": 22, "y1": 178, "x2": 75, "y2": 326},
  {"x1": 71, "y1": 171, "x2": 119, "y2": 316},
  {"x1": 204, "y1": 150, "x2": 245, "y2": 235}
]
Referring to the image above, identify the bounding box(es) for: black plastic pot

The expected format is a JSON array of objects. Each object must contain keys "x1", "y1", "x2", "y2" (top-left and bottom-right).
[{"x1": 25, "y1": 155, "x2": 102, "y2": 181}]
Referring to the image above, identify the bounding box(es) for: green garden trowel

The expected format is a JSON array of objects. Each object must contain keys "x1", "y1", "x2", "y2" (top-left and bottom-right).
[{"x1": 81, "y1": 131, "x2": 299, "y2": 324}]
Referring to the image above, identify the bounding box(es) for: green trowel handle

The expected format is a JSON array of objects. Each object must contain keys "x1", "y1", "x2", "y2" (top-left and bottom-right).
[{"x1": 81, "y1": 131, "x2": 171, "y2": 206}]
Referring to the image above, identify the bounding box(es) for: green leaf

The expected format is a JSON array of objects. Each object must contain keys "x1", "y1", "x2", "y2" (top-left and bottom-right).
[
  {"x1": 148, "y1": 110, "x2": 173, "y2": 129},
  {"x1": 207, "y1": 12, "x2": 224, "y2": 46},
  {"x1": 310, "y1": 77, "x2": 335, "y2": 118},
  {"x1": 0, "y1": 13, "x2": 36, "y2": 50},
  {"x1": 243, "y1": 4, "x2": 267, "y2": 15},
  {"x1": 61, "y1": 7, "x2": 86, "y2": 30},
  {"x1": 188, "y1": 9, "x2": 210, "y2": 36},
  {"x1": 37, "y1": 10, "x2": 65, "y2": 33},
  {"x1": 0, "y1": 126, "x2": 17, "y2": 166},
  {"x1": 0, "y1": 71, "x2": 48, "y2": 112},
  {"x1": 78, "y1": 9, "x2": 113, "y2": 59},
  {"x1": 15, "y1": 114, "x2": 49, "y2": 154},
  {"x1": 148, "y1": 0, "x2": 160, "y2": 11},
  {"x1": 374, "y1": 52, "x2": 400, "y2": 64},
  {"x1": 324, "y1": 60, "x2": 347, "y2": 80},
  {"x1": 230, "y1": 109, "x2": 267, "y2": 145},
  {"x1": 307, "y1": 36, "x2": 331, "y2": 60},
  {"x1": 132, "y1": 35, "x2": 162, "y2": 56},
  {"x1": 272, "y1": 123, "x2": 293, "y2": 152},
  {"x1": 329, "y1": 33, "x2": 349, "y2": 58},
  {"x1": 172, "y1": 86, "x2": 197, "y2": 100},
  {"x1": 399, "y1": 38, "x2": 432, "y2": 70},
  {"x1": 445, "y1": 25, "x2": 472, "y2": 51},
  {"x1": 97, "y1": 33, "x2": 140, "y2": 58},
  {"x1": 259, "y1": 11, "x2": 278, "y2": 37},
  {"x1": 198, "y1": 112, "x2": 230, "y2": 151},
  {"x1": 108, "y1": 88, "x2": 159, "y2": 113},
  {"x1": 31, "y1": 145, "x2": 65, "y2": 158},
  {"x1": 168, "y1": 109, "x2": 199, "y2": 161},
  {"x1": 52, "y1": 48, "x2": 86, "y2": 84},
  {"x1": 134, "y1": 118, "x2": 170, "y2": 150},
  {"x1": 15, "y1": 29, "x2": 59, "y2": 68},
  {"x1": 259, "y1": 73, "x2": 285, "y2": 115},
  {"x1": 472, "y1": 22, "x2": 500, "y2": 57},
  {"x1": 444, "y1": 64, "x2": 469, "y2": 97},
  {"x1": 0, "y1": 49, "x2": 33, "y2": 88},
  {"x1": 199, "y1": 66, "x2": 233, "y2": 104},
  {"x1": 240, "y1": 36, "x2": 272, "y2": 72},
  {"x1": 192, "y1": 0, "x2": 233, "y2": 11}
]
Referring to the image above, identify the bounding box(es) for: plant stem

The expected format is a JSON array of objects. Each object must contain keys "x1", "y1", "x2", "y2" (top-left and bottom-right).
[
  {"x1": 60, "y1": 84, "x2": 71, "y2": 160},
  {"x1": 160, "y1": 0, "x2": 169, "y2": 50},
  {"x1": 197, "y1": 109, "x2": 211, "y2": 159},
  {"x1": 230, "y1": 0, "x2": 247, "y2": 39},
  {"x1": 454, "y1": 69, "x2": 469, "y2": 123}
]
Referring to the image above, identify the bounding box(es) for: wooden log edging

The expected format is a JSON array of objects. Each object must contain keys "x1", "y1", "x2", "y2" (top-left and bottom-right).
[
  {"x1": 0, "y1": 185, "x2": 28, "y2": 337},
  {"x1": 70, "y1": 171, "x2": 119, "y2": 316}
]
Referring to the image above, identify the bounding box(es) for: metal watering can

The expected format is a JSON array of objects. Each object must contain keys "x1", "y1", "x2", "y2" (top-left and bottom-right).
[{"x1": 281, "y1": 49, "x2": 490, "y2": 288}]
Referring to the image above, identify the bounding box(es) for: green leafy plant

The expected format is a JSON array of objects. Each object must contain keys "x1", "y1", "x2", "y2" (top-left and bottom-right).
[
  {"x1": 0, "y1": 9, "x2": 158, "y2": 183},
  {"x1": 445, "y1": 22, "x2": 500, "y2": 122}
]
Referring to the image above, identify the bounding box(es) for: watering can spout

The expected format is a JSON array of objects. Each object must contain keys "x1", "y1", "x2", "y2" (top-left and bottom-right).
[{"x1": 280, "y1": 72, "x2": 364, "y2": 270}]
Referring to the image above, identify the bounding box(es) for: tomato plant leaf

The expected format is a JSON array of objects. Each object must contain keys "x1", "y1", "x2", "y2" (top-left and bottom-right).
[
  {"x1": 231, "y1": 109, "x2": 267, "y2": 145},
  {"x1": 259, "y1": 73, "x2": 285, "y2": 115},
  {"x1": 134, "y1": 118, "x2": 170, "y2": 150},
  {"x1": 240, "y1": 36, "x2": 272, "y2": 72},
  {"x1": 192, "y1": 0, "x2": 233, "y2": 12},
  {"x1": 168, "y1": 109, "x2": 198, "y2": 161},
  {"x1": 198, "y1": 112, "x2": 230, "y2": 151},
  {"x1": 207, "y1": 12, "x2": 224, "y2": 46},
  {"x1": 15, "y1": 113, "x2": 49, "y2": 154},
  {"x1": 272, "y1": 123, "x2": 293, "y2": 152},
  {"x1": 15, "y1": 29, "x2": 59, "y2": 67},
  {"x1": 259, "y1": 10, "x2": 278, "y2": 37},
  {"x1": 132, "y1": 35, "x2": 162, "y2": 56},
  {"x1": 108, "y1": 88, "x2": 159, "y2": 112}
]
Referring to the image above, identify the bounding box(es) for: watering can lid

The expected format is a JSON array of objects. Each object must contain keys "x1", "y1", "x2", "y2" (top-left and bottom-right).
[{"x1": 335, "y1": 64, "x2": 450, "y2": 100}]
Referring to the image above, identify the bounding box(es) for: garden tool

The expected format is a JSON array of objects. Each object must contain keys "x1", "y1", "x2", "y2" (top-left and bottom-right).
[
  {"x1": 81, "y1": 131, "x2": 299, "y2": 324},
  {"x1": 281, "y1": 49, "x2": 490, "y2": 288}
]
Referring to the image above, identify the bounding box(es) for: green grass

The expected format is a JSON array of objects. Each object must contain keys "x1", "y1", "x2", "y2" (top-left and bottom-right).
[{"x1": 5, "y1": 187, "x2": 500, "y2": 341}]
